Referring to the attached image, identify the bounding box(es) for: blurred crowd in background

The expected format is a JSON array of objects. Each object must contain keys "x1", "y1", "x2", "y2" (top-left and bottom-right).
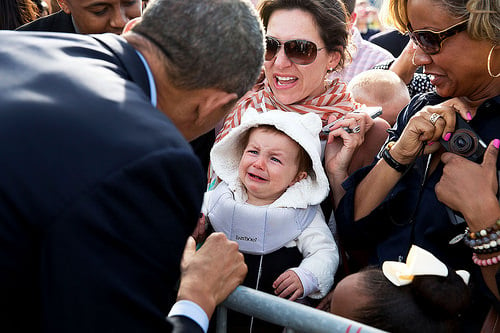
[{"x1": 1, "y1": 0, "x2": 383, "y2": 34}]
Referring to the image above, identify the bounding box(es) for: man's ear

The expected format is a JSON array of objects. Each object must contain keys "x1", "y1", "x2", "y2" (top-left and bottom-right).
[
  {"x1": 123, "y1": 17, "x2": 142, "y2": 34},
  {"x1": 57, "y1": 0, "x2": 71, "y2": 14},
  {"x1": 197, "y1": 90, "x2": 238, "y2": 120}
]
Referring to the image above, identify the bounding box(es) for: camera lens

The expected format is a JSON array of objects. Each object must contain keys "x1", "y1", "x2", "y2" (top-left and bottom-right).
[
  {"x1": 456, "y1": 137, "x2": 468, "y2": 149},
  {"x1": 440, "y1": 114, "x2": 486, "y2": 162},
  {"x1": 450, "y1": 131, "x2": 474, "y2": 155}
]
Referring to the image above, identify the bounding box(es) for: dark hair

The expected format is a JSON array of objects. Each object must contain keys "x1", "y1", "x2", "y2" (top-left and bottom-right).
[
  {"x1": 341, "y1": 0, "x2": 355, "y2": 15},
  {"x1": 132, "y1": 0, "x2": 265, "y2": 98},
  {"x1": 238, "y1": 125, "x2": 313, "y2": 177},
  {"x1": 258, "y1": 0, "x2": 350, "y2": 71},
  {"x1": 0, "y1": 0, "x2": 39, "y2": 30},
  {"x1": 354, "y1": 267, "x2": 471, "y2": 333}
]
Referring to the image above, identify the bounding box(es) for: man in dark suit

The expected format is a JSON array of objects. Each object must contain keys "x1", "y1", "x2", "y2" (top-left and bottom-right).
[
  {"x1": 18, "y1": 0, "x2": 215, "y2": 175},
  {"x1": 0, "y1": 0, "x2": 265, "y2": 332},
  {"x1": 17, "y1": 0, "x2": 141, "y2": 34}
]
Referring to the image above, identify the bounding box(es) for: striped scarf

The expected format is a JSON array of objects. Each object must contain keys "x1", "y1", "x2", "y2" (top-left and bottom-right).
[
  {"x1": 216, "y1": 79, "x2": 359, "y2": 143},
  {"x1": 208, "y1": 79, "x2": 360, "y2": 188}
]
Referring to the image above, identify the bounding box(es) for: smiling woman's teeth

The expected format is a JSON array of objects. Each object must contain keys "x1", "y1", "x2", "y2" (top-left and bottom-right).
[{"x1": 276, "y1": 75, "x2": 297, "y2": 86}]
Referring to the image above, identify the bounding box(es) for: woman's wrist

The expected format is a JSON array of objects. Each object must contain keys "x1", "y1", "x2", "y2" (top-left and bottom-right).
[
  {"x1": 464, "y1": 198, "x2": 500, "y2": 232},
  {"x1": 327, "y1": 166, "x2": 348, "y2": 181},
  {"x1": 385, "y1": 141, "x2": 416, "y2": 166},
  {"x1": 382, "y1": 144, "x2": 409, "y2": 173},
  {"x1": 327, "y1": 169, "x2": 349, "y2": 192}
]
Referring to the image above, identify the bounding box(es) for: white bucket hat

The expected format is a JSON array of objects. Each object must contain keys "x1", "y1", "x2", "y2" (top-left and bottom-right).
[{"x1": 210, "y1": 109, "x2": 330, "y2": 208}]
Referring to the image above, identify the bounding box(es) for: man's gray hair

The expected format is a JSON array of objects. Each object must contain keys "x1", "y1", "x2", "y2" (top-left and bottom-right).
[{"x1": 133, "y1": 0, "x2": 265, "y2": 98}]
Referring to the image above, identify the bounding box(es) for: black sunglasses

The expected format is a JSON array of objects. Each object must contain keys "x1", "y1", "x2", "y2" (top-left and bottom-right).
[
  {"x1": 265, "y1": 36, "x2": 325, "y2": 65},
  {"x1": 407, "y1": 20, "x2": 468, "y2": 55}
]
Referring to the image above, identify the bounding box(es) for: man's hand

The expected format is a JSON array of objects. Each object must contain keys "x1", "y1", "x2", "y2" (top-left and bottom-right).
[{"x1": 177, "y1": 233, "x2": 247, "y2": 319}]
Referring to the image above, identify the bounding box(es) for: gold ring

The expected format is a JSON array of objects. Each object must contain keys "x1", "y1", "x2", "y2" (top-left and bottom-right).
[{"x1": 429, "y1": 113, "x2": 442, "y2": 126}]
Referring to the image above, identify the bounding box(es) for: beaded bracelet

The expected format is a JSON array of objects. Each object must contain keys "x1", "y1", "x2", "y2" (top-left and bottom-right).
[
  {"x1": 472, "y1": 243, "x2": 500, "y2": 254},
  {"x1": 472, "y1": 253, "x2": 500, "y2": 267},
  {"x1": 464, "y1": 219, "x2": 500, "y2": 249}
]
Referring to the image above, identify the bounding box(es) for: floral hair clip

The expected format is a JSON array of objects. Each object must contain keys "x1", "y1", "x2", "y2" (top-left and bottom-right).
[{"x1": 382, "y1": 245, "x2": 470, "y2": 286}]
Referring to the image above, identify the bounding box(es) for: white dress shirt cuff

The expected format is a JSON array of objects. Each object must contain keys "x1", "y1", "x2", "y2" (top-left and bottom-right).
[{"x1": 167, "y1": 300, "x2": 209, "y2": 333}]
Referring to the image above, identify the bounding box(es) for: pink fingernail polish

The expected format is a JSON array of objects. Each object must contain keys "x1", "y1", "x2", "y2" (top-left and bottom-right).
[
  {"x1": 466, "y1": 112, "x2": 472, "y2": 121},
  {"x1": 444, "y1": 132, "x2": 452, "y2": 141},
  {"x1": 494, "y1": 139, "x2": 500, "y2": 149},
  {"x1": 427, "y1": 141, "x2": 434, "y2": 146}
]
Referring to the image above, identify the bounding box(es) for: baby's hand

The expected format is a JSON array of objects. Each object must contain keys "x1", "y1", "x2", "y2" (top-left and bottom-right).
[
  {"x1": 272, "y1": 270, "x2": 304, "y2": 301},
  {"x1": 191, "y1": 214, "x2": 207, "y2": 244}
]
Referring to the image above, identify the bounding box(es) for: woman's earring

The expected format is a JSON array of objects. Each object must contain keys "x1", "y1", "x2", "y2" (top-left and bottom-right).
[
  {"x1": 487, "y1": 45, "x2": 499, "y2": 78},
  {"x1": 411, "y1": 50, "x2": 418, "y2": 67}
]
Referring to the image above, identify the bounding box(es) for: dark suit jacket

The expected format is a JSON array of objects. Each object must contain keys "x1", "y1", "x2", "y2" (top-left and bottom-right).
[
  {"x1": 0, "y1": 31, "x2": 204, "y2": 333},
  {"x1": 17, "y1": 10, "x2": 216, "y2": 173},
  {"x1": 16, "y1": 10, "x2": 76, "y2": 33}
]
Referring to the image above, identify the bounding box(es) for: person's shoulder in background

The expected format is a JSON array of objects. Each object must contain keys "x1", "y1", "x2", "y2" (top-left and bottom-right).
[
  {"x1": 16, "y1": 10, "x2": 75, "y2": 33},
  {"x1": 369, "y1": 29, "x2": 410, "y2": 58},
  {"x1": 360, "y1": 28, "x2": 379, "y2": 40}
]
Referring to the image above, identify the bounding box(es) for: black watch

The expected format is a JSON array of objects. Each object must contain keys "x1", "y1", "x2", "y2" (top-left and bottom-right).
[{"x1": 382, "y1": 142, "x2": 409, "y2": 173}]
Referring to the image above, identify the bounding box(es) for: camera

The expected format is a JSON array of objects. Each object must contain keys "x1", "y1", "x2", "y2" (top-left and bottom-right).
[{"x1": 439, "y1": 113, "x2": 487, "y2": 163}]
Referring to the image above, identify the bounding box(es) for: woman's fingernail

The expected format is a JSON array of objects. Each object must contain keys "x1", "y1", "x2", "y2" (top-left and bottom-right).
[
  {"x1": 494, "y1": 139, "x2": 500, "y2": 149},
  {"x1": 427, "y1": 141, "x2": 434, "y2": 146},
  {"x1": 466, "y1": 112, "x2": 472, "y2": 121},
  {"x1": 444, "y1": 132, "x2": 452, "y2": 141}
]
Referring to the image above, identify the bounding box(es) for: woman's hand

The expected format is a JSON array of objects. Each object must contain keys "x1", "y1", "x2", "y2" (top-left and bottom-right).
[
  {"x1": 324, "y1": 111, "x2": 373, "y2": 177},
  {"x1": 435, "y1": 139, "x2": 499, "y2": 226},
  {"x1": 390, "y1": 97, "x2": 478, "y2": 164},
  {"x1": 390, "y1": 99, "x2": 466, "y2": 163},
  {"x1": 389, "y1": 40, "x2": 419, "y2": 84},
  {"x1": 436, "y1": 140, "x2": 500, "y2": 301},
  {"x1": 325, "y1": 110, "x2": 390, "y2": 208}
]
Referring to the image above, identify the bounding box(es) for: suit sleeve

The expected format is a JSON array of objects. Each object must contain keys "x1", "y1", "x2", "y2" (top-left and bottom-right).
[
  {"x1": 166, "y1": 316, "x2": 204, "y2": 333},
  {"x1": 39, "y1": 148, "x2": 206, "y2": 333}
]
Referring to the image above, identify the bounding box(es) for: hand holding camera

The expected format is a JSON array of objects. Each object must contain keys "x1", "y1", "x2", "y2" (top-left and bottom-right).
[{"x1": 439, "y1": 113, "x2": 487, "y2": 163}]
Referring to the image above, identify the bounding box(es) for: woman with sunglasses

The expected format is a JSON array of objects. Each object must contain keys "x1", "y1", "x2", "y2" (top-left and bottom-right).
[
  {"x1": 210, "y1": 0, "x2": 390, "y2": 193},
  {"x1": 330, "y1": 0, "x2": 499, "y2": 329}
]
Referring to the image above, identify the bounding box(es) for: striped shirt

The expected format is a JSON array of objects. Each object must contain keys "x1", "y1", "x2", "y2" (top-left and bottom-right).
[{"x1": 330, "y1": 27, "x2": 394, "y2": 84}]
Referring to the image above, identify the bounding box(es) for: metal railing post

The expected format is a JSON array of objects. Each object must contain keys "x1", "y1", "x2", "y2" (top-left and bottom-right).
[
  {"x1": 216, "y1": 286, "x2": 386, "y2": 333},
  {"x1": 215, "y1": 305, "x2": 227, "y2": 333}
]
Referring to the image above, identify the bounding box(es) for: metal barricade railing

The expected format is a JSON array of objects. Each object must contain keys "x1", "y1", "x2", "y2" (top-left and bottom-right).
[{"x1": 216, "y1": 286, "x2": 386, "y2": 333}]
